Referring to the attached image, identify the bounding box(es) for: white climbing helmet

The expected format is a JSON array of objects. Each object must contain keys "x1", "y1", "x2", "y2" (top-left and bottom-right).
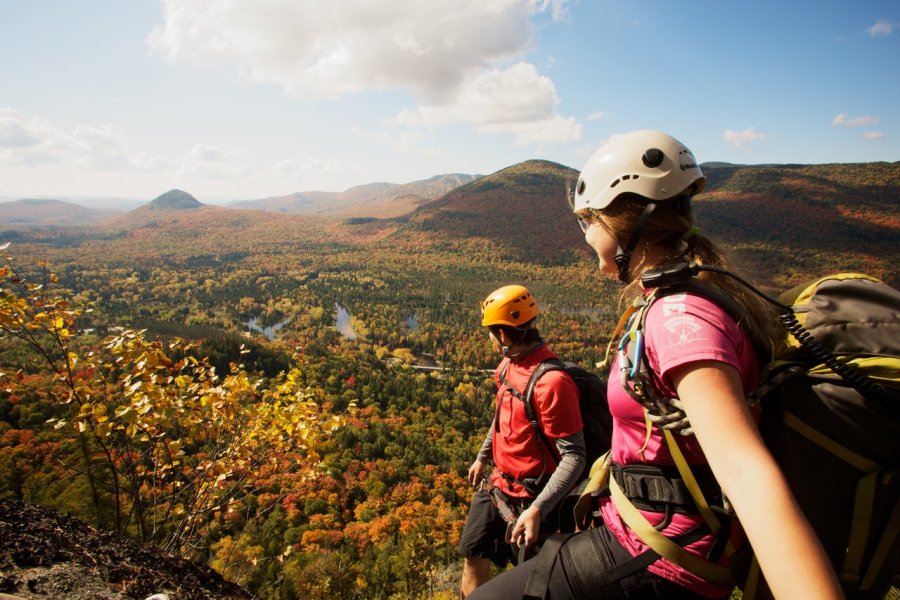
[{"x1": 571, "y1": 130, "x2": 706, "y2": 213}]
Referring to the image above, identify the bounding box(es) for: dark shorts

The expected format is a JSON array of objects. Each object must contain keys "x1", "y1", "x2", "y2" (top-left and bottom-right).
[
  {"x1": 457, "y1": 489, "x2": 518, "y2": 568},
  {"x1": 466, "y1": 525, "x2": 710, "y2": 600},
  {"x1": 458, "y1": 488, "x2": 564, "y2": 569}
]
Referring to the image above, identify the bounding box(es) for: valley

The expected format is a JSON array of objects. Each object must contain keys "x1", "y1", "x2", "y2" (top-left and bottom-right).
[{"x1": 0, "y1": 158, "x2": 898, "y2": 598}]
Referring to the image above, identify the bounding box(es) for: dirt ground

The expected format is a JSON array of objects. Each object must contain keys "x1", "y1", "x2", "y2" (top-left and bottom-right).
[{"x1": 0, "y1": 498, "x2": 250, "y2": 600}]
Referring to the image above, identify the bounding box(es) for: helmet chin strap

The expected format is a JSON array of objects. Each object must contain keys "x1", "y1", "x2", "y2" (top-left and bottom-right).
[{"x1": 614, "y1": 202, "x2": 658, "y2": 282}]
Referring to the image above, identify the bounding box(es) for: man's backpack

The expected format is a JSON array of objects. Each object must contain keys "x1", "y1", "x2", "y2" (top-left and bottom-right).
[{"x1": 619, "y1": 266, "x2": 900, "y2": 599}]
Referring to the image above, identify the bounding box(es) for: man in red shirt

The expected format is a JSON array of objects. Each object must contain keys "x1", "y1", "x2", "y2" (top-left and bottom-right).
[{"x1": 458, "y1": 284, "x2": 585, "y2": 597}]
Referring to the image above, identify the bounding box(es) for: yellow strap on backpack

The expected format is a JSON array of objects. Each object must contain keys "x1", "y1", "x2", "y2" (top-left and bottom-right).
[
  {"x1": 783, "y1": 410, "x2": 896, "y2": 590},
  {"x1": 860, "y1": 491, "x2": 900, "y2": 591},
  {"x1": 573, "y1": 451, "x2": 611, "y2": 530},
  {"x1": 609, "y1": 471, "x2": 734, "y2": 585},
  {"x1": 742, "y1": 555, "x2": 761, "y2": 600},
  {"x1": 783, "y1": 411, "x2": 879, "y2": 472},
  {"x1": 597, "y1": 303, "x2": 639, "y2": 371},
  {"x1": 841, "y1": 471, "x2": 879, "y2": 585},
  {"x1": 661, "y1": 426, "x2": 737, "y2": 558},
  {"x1": 661, "y1": 428, "x2": 736, "y2": 557}
]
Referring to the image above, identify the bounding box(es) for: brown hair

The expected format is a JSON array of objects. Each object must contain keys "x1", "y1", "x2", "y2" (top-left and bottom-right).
[{"x1": 584, "y1": 195, "x2": 777, "y2": 351}]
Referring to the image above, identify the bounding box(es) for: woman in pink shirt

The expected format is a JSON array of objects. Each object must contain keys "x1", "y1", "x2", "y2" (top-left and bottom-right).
[{"x1": 467, "y1": 131, "x2": 842, "y2": 600}]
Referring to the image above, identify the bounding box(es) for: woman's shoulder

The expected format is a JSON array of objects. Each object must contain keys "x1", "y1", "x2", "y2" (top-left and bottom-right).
[
  {"x1": 643, "y1": 289, "x2": 746, "y2": 357},
  {"x1": 644, "y1": 287, "x2": 737, "y2": 324}
]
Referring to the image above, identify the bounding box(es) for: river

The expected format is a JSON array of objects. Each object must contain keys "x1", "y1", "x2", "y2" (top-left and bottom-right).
[
  {"x1": 244, "y1": 316, "x2": 292, "y2": 340},
  {"x1": 336, "y1": 303, "x2": 357, "y2": 340}
]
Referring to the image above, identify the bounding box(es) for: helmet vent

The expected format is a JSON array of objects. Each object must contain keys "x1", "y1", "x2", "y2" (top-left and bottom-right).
[{"x1": 610, "y1": 174, "x2": 640, "y2": 189}]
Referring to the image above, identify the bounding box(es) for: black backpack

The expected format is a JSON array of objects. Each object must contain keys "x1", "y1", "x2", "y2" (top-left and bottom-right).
[{"x1": 745, "y1": 273, "x2": 900, "y2": 599}]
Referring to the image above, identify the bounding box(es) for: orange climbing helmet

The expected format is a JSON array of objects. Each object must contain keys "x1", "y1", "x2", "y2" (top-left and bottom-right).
[{"x1": 481, "y1": 285, "x2": 539, "y2": 328}]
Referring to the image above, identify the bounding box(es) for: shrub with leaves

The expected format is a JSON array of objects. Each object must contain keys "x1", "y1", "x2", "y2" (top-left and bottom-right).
[{"x1": 1, "y1": 249, "x2": 351, "y2": 556}]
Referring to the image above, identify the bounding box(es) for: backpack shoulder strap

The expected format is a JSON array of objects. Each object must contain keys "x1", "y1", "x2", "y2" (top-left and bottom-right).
[
  {"x1": 524, "y1": 359, "x2": 567, "y2": 405},
  {"x1": 499, "y1": 359, "x2": 567, "y2": 456},
  {"x1": 500, "y1": 359, "x2": 567, "y2": 423}
]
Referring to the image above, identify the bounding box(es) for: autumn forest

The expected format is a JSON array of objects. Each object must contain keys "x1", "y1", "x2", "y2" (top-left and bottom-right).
[{"x1": 1, "y1": 159, "x2": 898, "y2": 598}]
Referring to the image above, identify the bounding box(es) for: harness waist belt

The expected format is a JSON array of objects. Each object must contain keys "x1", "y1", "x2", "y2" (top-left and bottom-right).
[{"x1": 610, "y1": 462, "x2": 719, "y2": 511}]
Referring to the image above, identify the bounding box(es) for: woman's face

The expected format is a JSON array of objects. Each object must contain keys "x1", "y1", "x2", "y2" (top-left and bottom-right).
[{"x1": 583, "y1": 216, "x2": 620, "y2": 278}]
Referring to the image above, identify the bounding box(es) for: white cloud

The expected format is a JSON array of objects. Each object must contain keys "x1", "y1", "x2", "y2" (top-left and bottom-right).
[
  {"x1": 867, "y1": 19, "x2": 893, "y2": 36},
  {"x1": 0, "y1": 109, "x2": 72, "y2": 164},
  {"x1": 533, "y1": 0, "x2": 569, "y2": 22},
  {"x1": 181, "y1": 144, "x2": 253, "y2": 179},
  {"x1": 832, "y1": 113, "x2": 880, "y2": 127},
  {"x1": 146, "y1": 0, "x2": 578, "y2": 143},
  {"x1": 351, "y1": 126, "x2": 441, "y2": 156},
  {"x1": 147, "y1": 0, "x2": 553, "y2": 100},
  {"x1": 0, "y1": 109, "x2": 176, "y2": 173},
  {"x1": 723, "y1": 127, "x2": 766, "y2": 147},
  {"x1": 397, "y1": 62, "x2": 580, "y2": 144},
  {"x1": 185, "y1": 144, "x2": 235, "y2": 163},
  {"x1": 481, "y1": 114, "x2": 581, "y2": 145},
  {"x1": 0, "y1": 108, "x2": 361, "y2": 194},
  {"x1": 131, "y1": 153, "x2": 173, "y2": 172},
  {"x1": 0, "y1": 110, "x2": 44, "y2": 148},
  {"x1": 863, "y1": 131, "x2": 885, "y2": 140},
  {"x1": 419, "y1": 63, "x2": 557, "y2": 125},
  {"x1": 74, "y1": 123, "x2": 130, "y2": 169},
  {"x1": 586, "y1": 112, "x2": 608, "y2": 121},
  {"x1": 272, "y1": 155, "x2": 351, "y2": 177}
]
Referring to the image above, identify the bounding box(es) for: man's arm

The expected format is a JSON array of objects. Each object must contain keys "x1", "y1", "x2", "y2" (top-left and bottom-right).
[
  {"x1": 468, "y1": 429, "x2": 494, "y2": 486},
  {"x1": 532, "y1": 432, "x2": 586, "y2": 515},
  {"x1": 511, "y1": 431, "x2": 585, "y2": 548}
]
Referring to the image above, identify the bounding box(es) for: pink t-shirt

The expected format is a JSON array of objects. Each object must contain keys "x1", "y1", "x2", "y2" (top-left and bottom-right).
[{"x1": 599, "y1": 291, "x2": 760, "y2": 598}]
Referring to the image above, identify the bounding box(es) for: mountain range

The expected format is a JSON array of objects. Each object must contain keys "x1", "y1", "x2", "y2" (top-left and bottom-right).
[
  {"x1": 1, "y1": 159, "x2": 897, "y2": 289},
  {"x1": 0, "y1": 198, "x2": 122, "y2": 228},
  {"x1": 0, "y1": 172, "x2": 481, "y2": 227},
  {"x1": 229, "y1": 173, "x2": 479, "y2": 218}
]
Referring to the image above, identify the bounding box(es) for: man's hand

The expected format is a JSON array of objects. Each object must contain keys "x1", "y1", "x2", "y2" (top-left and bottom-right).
[
  {"x1": 467, "y1": 459, "x2": 484, "y2": 487},
  {"x1": 511, "y1": 505, "x2": 542, "y2": 548}
]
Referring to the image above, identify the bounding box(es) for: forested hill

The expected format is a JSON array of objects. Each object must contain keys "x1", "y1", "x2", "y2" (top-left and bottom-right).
[
  {"x1": 692, "y1": 161, "x2": 899, "y2": 289},
  {"x1": 230, "y1": 173, "x2": 479, "y2": 218},
  {"x1": 402, "y1": 160, "x2": 582, "y2": 266},
  {"x1": 392, "y1": 159, "x2": 899, "y2": 289},
  {"x1": 0, "y1": 198, "x2": 120, "y2": 228}
]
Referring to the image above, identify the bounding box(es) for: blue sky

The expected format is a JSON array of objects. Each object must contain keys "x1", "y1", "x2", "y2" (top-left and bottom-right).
[{"x1": 1, "y1": 0, "x2": 897, "y2": 204}]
